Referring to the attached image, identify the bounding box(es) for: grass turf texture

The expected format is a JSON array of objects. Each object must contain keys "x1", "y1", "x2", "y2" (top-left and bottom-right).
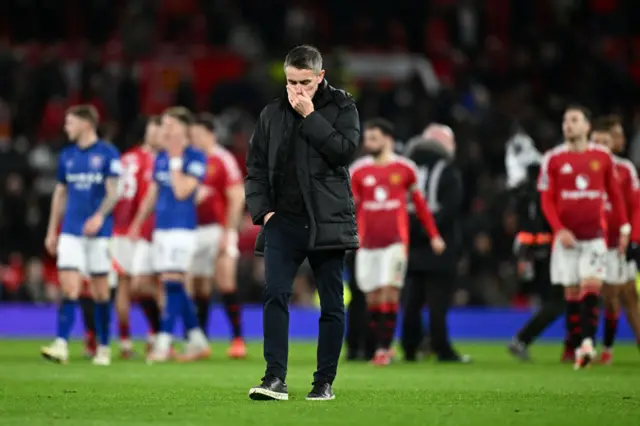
[{"x1": 0, "y1": 341, "x2": 638, "y2": 425}]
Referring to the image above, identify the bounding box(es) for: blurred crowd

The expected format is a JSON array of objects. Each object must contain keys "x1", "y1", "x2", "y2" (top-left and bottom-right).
[{"x1": 1, "y1": 0, "x2": 640, "y2": 307}]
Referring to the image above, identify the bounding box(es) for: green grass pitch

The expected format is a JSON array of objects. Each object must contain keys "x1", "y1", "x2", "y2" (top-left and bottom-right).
[{"x1": 0, "y1": 341, "x2": 639, "y2": 425}]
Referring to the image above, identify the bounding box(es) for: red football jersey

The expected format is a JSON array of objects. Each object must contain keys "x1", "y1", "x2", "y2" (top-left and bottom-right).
[
  {"x1": 113, "y1": 146, "x2": 155, "y2": 241},
  {"x1": 197, "y1": 146, "x2": 243, "y2": 226},
  {"x1": 538, "y1": 143, "x2": 627, "y2": 240},
  {"x1": 351, "y1": 155, "x2": 431, "y2": 249},
  {"x1": 605, "y1": 156, "x2": 639, "y2": 247}
]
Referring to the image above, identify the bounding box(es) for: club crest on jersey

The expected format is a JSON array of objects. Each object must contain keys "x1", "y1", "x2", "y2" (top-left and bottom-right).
[
  {"x1": 389, "y1": 173, "x2": 401, "y2": 185},
  {"x1": 590, "y1": 160, "x2": 599, "y2": 171},
  {"x1": 90, "y1": 155, "x2": 103, "y2": 170},
  {"x1": 208, "y1": 164, "x2": 216, "y2": 177},
  {"x1": 363, "y1": 175, "x2": 376, "y2": 187},
  {"x1": 575, "y1": 174, "x2": 589, "y2": 190}
]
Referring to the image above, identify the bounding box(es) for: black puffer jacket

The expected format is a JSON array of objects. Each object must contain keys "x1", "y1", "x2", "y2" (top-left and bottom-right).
[{"x1": 245, "y1": 80, "x2": 361, "y2": 255}]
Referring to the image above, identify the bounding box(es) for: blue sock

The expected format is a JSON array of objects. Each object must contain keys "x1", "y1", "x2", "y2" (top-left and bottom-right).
[
  {"x1": 94, "y1": 302, "x2": 111, "y2": 346},
  {"x1": 56, "y1": 299, "x2": 77, "y2": 340},
  {"x1": 160, "y1": 281, "x2": 183, "y2": 334},
  {"x1": 179, "y1": 285, "x2": 199, "y2": 332}
]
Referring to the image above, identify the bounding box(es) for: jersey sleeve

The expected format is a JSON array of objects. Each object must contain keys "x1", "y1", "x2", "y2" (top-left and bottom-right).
[
  {"x1": 105, "y1": 148, "x2": 122, "y2": 178},
  {"x1": 185, "y1": 150, "x2": 206, "y2": 182},
  {"x1": 537, "y1": 152, "x2": 552, "y2": 192},
  {"x1": 221, "y1": 152, "x2": 243, "y2": 187},
  {"x1": 56, "y1": 150, "x2": 67, "y2": 184},
  {"x1": 349, "y1": 167, "x2": 362, "y2": 203}
]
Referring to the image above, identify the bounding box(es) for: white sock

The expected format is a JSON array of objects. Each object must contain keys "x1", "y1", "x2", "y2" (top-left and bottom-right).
[
  {"x1": 155, "y1": 332, "x2": 172, "y2": 353},
  {"x1": 187, "y1": 328, "x2": 208, "y2": 347}
]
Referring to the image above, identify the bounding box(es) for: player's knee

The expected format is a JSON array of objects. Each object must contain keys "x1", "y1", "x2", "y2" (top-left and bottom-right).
[
  {"x1": 564, "y1": 286, "x2": 581, "y2": 301},
  {"x1": 91, "y1": 275, "x2": 111, "y2": 301},
  {"x1": 581, "y1": 278, "x2": 602, "y2": 293}
]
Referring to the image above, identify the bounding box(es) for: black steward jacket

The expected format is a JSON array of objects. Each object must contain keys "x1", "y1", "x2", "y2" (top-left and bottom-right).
[{"x1": 245, "y1": 80, "x2": 361, "y2": 256}]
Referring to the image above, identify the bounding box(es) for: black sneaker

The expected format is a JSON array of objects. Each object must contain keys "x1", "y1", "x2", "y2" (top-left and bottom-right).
[
  {"x1": 508, "y1": 339, "x2": 531, "y2": 362},
  {"x1": 305, "y1": 382, "x2": 335, "y2": 401},
  {"x1": 249, "y1": 376, "x2": 288, "y2": 401},
  {"x1": 437, "y1": 353, "x2": 472, "y2": 363}
]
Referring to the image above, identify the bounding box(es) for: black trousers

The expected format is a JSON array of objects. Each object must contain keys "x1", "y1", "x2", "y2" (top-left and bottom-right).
[
  {"x1": 263, "y1": 214, "x2": 345, "y2": 384},
  {"x1": 401, "y1": 269, "x2": 456, "y2": 358}
]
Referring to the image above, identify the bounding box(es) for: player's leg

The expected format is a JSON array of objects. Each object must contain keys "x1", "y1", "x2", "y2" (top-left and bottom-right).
[
  {"x1": 549, "y1": 239, "x2": 582, "y2": 364},
  {"x1": 132, "y1": 239, "x2": 161, "y2": 348},
  {"x1": 599, "y1": 249, "x2": 624, "y2": 364},
  {"x1": 79, "y1": 280, "x2": 97, "y2": 358},
  {"x1": 87, "y1": 237, "x2": 114, "y2": 366},
  {"x1": 374, "y1": 244, "x2": 405, "y2": 365},
  {"x1": 41, "y1": 234, "x2": 87, "y2": 364},
  {"x1": 619, "y1": 280, "x2": 640, "y2": 350},
  {"x1": 154, "y1": 229, "x2": 209, "y2": 363},
  {"x1": 188, "y1": 225, "x2": 214, "y2": 338},
  {"x1": 354, "y1": 248, "x2": 383, "y2": 361},
  {"x1": 574, "y1": 239, "x2": 607, "y2": 369},
  {"x1": 215, "y1": 231, "x2": 246, "y2": 358}
]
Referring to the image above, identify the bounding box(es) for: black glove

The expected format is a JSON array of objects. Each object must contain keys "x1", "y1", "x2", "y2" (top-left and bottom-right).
[{"x1": 626, "y1": 241, "x2": 640, "y2": 263}]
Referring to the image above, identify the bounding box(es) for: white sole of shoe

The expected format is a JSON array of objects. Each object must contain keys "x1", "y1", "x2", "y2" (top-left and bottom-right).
[{"x1": 248, "y1": 388, "x2": 288, "y2": 401}]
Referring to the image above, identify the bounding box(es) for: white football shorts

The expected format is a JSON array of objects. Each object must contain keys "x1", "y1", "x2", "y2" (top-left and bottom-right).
[
  {"x1": 132, "y1": 239, "x2": 154, "y2": 276},
  {"x1": 152, "y1": 229, "x2": 197, "y2": 273},
  {"x1": 355, "y1": 243, "x2": 407, "y2": 293},
  {"x1": 57, "y1": 233, "x2": 111, "y2": 276},
  {"x1": 604, "y1": 249, "x2": 636, "y2": 285},
  {"x1": 550, "y1": 237, "x2": 606, "y2": 286},
  {"x1": 111, "y1": 236, "x2": 134, "y2": 275},
  {"x1": 190, "y1": 224, "x2": 224, "y2": 277}
]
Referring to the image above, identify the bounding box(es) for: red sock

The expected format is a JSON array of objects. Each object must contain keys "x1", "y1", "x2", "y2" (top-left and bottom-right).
[{"x1": 119, "y1": 321, "x2": 131, "y2": 341}]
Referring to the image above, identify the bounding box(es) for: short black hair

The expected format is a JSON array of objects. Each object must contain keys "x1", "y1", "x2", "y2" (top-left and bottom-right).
[
  {"x1": 67, "y1": 104, "x2": 99, "y2": 127},
  {"x1": 601, "y1": 114, "x2": 622, "y2": 128},
  {"x1": 163, "y1": 106, "x2": 194, "y2": 126},
  {"x1": 364, "y1": 118, "x2": 395, "y2": 139},
  {"x1": 193, "y1": 112, "x2": 216, "y2": 133},
  {"x1": 565, "y1": 104, "x2": 592, "y2": 122},
  {"x1": 284, "y1": 45, "x2": 323, "y2": 74}
]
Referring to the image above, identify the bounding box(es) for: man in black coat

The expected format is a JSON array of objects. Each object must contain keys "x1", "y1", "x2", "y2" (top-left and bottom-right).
[
  {"x1": 400, "y1": 124, "x2": 470, "y2": 362},
  {"x1": 245, "y1": 45, "x2": 360, "y2": 401}
]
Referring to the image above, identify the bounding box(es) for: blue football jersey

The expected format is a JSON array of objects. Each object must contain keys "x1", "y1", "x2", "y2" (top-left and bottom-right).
[
  {"x1": 154, "y1": 146, "x2": 206, "y2": 230},
  {"x1": 57, "y1": 140, "x2": 122, "y2": 237}
]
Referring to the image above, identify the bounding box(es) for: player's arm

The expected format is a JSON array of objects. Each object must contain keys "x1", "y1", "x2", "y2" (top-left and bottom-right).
[
  {"x1": 130, "y1": 182, "x2": 158, "y2": 228},
  {"x1": 224, "y1": 184, "x2": 245, "y2": 230},
  {"x1": 47, "y1": 183, "x2": 67, "y2": 236},
  {"x1": 169, "y1": 155, "x2": 204, "y2": 200},
  {"x1": 96, "y1": 176, "x2": 120, "y2": 217},
  {"x1": 246, "y1": 106, "x2": 274, "y2": 225},
  {"x1": 605, "y1": 156, "x2": 630, "y2": 235},
  {"x1": 299, "y1": 102, "x2": 360, "y2": 167},
  {"x1": 538, "y1": 154, "x2": 565, "y2": 233}
]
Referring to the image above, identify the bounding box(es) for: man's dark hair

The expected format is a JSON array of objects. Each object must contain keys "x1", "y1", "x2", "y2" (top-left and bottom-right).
[
  {"x1": 163, "y1": 106, "x2": 194, "y2": 126},
  {"x1": 284, "y1": 45, "x2": 323, "y2": 74},
  {"x1": 601, "y1": 114, "x2": 622, "y2": 129},
  {"x1": 364, "y1": 118, "x2": 395, "y2": 139},
  {"x1": 67, "y1": 104, "x2": 99, "y2": 127},
  {"x1": 592, "y1": 117, "x2": 612, "y2": 133},
  {"x1": 148, "y1": 115, "x2": 161, "y2": 126},
  {"x1": 194, "y1": 112, "x2": 216, "y2": 133},
  {"x1": 565, "y1": 104, "x2": 592, "y2": 122}
]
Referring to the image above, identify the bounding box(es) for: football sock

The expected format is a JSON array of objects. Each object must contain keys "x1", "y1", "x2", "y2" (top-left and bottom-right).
[
  {"x1": 56, "y1": 298, "x2": 77, "y2": 341},
  {"x1": 367, "y1": 304, "x2": 382, "y2": 350},
  {"x1": 160, "y1": 281, "x2": 182, "y2": 335},
  {"x1": 566, "y1": 298, "x2": 581, "y2": 351},
  {"x1": 119, "y1": 320, "x2": 131, "y2": 344},
  {"x1": 195, "y1": 296, "x2": 210, "y2": 337},
  {"x1": 602, "y1": 308, "x2": 619, "y2": 350},
  {"x1": 221, "y1": 291, "x2": 243, "y2": 338},
  {"x1": 580, "y1": 290, "x2": 600, "y2": 342},
  {"x1": 140, "y1": 297, "x2": 161, "y2": 334},
  {"x1": 177, "y1": 284, "x2": 200, "y2": 332},
  {"x1": 94, "y1": 301, "x2": 112, "y2": 346},
  {"x1": 380, "y1": 302, "x2": 399, "y2": 350},
  {"x1": 79, "y1": 296, "x2": 96, "y2": 334}
]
